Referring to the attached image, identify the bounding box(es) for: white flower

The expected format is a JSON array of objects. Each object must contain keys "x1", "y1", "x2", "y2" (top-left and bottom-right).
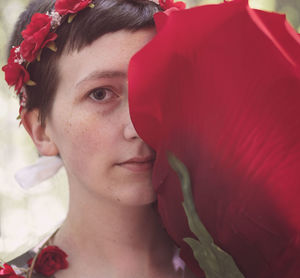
[{"x1": 47, "y1": 10, "x2": 62, "y2": 29}]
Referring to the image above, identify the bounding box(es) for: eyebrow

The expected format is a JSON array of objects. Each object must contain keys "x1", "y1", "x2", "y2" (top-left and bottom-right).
[{"x1": 75, "y1": 70, "x2": 127, "y2": 88}]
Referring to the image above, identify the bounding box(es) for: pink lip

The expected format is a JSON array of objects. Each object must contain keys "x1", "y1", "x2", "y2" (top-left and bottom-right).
[
  {"x1": 117, "y1": 156, "x2": 155, "y2": 172},
  {"x1": 121, "y1": 156, "x2": 155, "y2": 164}
]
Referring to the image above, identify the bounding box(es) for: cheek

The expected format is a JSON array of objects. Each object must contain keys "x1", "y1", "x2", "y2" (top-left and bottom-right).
[
  {"x1": 48, "y1": 93, "x2": 125, "y2": 179},
  {"x1": 53, "y1": 111, "x2": 117, "y2": 172},
  {"x1": 62, "y1": 120, "x2": 99, "y2": 156}
]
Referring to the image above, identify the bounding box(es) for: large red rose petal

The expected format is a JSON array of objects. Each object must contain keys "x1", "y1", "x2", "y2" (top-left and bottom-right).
[{"x1": 128, "y1": 0, "x2": 300, "y2": 277}]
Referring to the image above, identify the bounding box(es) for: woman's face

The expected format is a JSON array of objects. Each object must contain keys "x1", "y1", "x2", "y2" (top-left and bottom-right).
[{"x1": 45, "y1": 29, "x2": 157, "y2": 206}]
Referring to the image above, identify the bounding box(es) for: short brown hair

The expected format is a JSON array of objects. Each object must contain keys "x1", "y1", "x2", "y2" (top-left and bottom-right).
[{"x1": 8, "y1": 0, "x2": 160, "y2": 124}]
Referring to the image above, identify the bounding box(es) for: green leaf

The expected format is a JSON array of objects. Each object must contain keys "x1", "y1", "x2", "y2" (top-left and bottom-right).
[
  {"x1": 36, "y1": 50, "x2": 42, "y2": 62},
  {"x1": 68, "y1": 14, "x2": 77, "y2": 23},
  {"x1": 47, "y1": 41, "x2": 57, "y2": 52},
  {"x1": 167, "y1": 152, "x2": 245, "y2": 278},
  {"x1": 26, "y1": 80, "x2": 37, "y2": 86}
]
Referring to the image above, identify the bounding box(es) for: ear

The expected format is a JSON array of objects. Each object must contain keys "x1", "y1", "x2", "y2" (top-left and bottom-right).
[{"x1": 21, "y1": 109, "x2": 59, "y2": 156}]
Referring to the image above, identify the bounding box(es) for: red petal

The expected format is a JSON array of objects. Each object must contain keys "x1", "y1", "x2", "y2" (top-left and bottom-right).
[
  {"x1": 21, "y1": 14, "x2": 51, "y2": 39},
  {"x1": 41, "y1": 32, "x2": 58, "y2": 49},
  {"x1": 128, "y1": 1, "x2": 300, "y2": 277},
  {"x1": 55, "y1": 0, "x2": 92, "y2": 15}
]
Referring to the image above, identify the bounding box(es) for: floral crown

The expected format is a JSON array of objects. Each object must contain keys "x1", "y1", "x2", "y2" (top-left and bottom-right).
[
  {"x1": 2, "y1": 0, "x2": 96, "y2": 118},
  {"x1": 2, "y1": 0, "x2": 185, "y2": 120}
]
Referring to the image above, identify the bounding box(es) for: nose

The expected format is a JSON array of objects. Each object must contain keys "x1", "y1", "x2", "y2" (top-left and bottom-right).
[
  {"x1": 124, "y1": 118, "x2": 139, "y2": 140},
  {"x1": 123, "y1": 100, "x2": 140, "y2": 141}
]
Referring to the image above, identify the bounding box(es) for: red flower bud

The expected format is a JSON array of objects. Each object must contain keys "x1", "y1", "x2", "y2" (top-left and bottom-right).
[
  {"x1": 159, "y1": 0, "x2": 186, "y2": 11},
  {"x1": 20, "y1": 13, "x2": 57, "y2": 62},
  {"x1": 55, "y1": 0, "x2": 92, "y2": 16},
  {"x1": 27, "y1": 246, "x2": 68, "y2": 277},
  {"x1": 0, "y1": 264, "x2": 24, "y2": 278},
  {"x1": 2, "y1": 62, "x2": 29, "y2": 94}
]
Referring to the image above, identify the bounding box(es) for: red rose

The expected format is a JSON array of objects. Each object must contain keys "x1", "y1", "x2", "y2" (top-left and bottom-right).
[
  {"x1": 0, "y1": 264, "x2": 24, "y2": 278},
  {"x1": 55, "y1": 0, "x2": 92, "y2": 16},
  {"x1": 2, "y1": 62, "x2": 29, "y2": 93},
  {"x1": 129, "y1": 0, "x2": 300, "y2": 277},
  {"x1": 28, "y1": 246, "x2": 68, "y2": 277},
  {"x1": 20, "y1": 13, "x2": 57, "y2": 62},
  {"x1": 159, "y1": 0, "x2": 186, "y2": 11}
]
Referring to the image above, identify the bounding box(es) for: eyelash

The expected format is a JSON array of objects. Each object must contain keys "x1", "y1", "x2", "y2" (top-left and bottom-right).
[{"x1": 88, "y1": 87, "x2": 118, "y2": 103}]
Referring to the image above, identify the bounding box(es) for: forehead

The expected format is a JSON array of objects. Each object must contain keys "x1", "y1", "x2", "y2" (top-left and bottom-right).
[{"x1": 56, "y1": 29, "x2": 156, "y2": 90}]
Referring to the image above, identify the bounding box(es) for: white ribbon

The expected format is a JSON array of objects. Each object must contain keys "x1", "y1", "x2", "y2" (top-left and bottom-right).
[
  {"x1": 14, "y1": 156, "x2": 63, "y2": 190},
  {"x1": 172, "y1": 247, "x2": 186, "y2": 273}
]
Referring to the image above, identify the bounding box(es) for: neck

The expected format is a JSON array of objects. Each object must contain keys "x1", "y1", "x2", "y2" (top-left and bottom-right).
[{"x1": 53, "y1": 180, "x2": 180, "y2": 278}]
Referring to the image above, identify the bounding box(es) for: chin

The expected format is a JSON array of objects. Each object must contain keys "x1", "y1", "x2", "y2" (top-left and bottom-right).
[{"x1": 116, "y1": 180, "x2": 157, "y2": 207}]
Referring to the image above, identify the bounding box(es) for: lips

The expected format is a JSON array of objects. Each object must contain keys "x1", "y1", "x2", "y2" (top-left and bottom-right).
[
  {"x1": 117, "y1": 155, "x2": 155, "y2": 172},
  {"x1": 121, "y1": 156, "x2": 155, "y2": 164}
]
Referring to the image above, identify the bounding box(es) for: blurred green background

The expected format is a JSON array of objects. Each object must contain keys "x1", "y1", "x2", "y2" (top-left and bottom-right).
[{"x1": 0, "y1": 0, "x2": 299, "y2": 261}]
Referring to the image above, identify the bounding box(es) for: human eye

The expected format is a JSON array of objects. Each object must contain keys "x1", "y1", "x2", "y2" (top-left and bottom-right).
[{"x1": 88, "y1": 87, "x2": 118, "y2": 103}]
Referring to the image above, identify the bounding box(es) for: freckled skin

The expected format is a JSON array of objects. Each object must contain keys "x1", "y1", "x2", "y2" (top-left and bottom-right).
[{"x1": 45, "y1": 29, "x2": 157, "y2": 207}]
